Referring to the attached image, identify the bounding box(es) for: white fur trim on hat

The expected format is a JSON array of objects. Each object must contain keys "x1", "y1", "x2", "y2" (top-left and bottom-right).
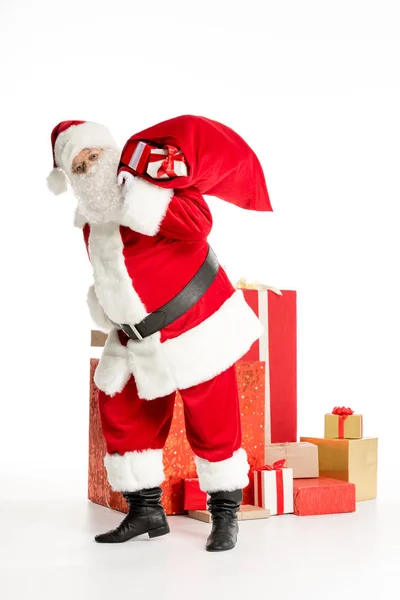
[
  {"x1": 54, "y1": 121, "x2": 118, "y2": 175},
  {"x1": 47, "y1": 167, "x2": 68, "y2": 195}
]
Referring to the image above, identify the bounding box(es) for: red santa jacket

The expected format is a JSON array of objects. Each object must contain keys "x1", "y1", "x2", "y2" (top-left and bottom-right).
[{"x1": 84, "y1": 116, "x2": 271, "y2": 400}]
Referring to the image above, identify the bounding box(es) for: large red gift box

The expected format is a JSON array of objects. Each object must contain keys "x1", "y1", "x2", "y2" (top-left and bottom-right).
[
  {"x1": 89, "y1": 360, "x2": 266, "y2": 515},
  {"x1": 293, "y1": 477, "x2": 356, "y2": 516},
  {"x1": 241, "y1": 289, "x2": 297, "y2": 444}
]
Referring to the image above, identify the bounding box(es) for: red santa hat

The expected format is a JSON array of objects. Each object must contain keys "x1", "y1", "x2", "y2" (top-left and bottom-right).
[
  {"x1": 118, "y1": 115, "x2": 272, "y2": 212},
  {"x1": 47, "y1": 120, "x2": 117, "y2": 195}
]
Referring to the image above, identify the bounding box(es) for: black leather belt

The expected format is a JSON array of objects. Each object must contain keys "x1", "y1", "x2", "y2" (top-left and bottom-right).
[{"x1": 114, "y1": 246, "x2": 219, "y2": 341}]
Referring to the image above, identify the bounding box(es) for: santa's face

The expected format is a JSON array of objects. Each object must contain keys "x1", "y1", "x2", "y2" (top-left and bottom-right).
[
  {"x1": 70, "y1": 147, "x2": 123, "y2": 224},
  {"x1": 72, "y1": 148, "x2": 104, "y2": 174}
]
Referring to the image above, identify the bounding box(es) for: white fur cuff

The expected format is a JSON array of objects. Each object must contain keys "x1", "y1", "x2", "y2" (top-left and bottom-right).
[
  {"x1": 87, "y1": 284, "x2": 113, "y2": 333},
  {"x1": 195, "y1": 449, "x2": 250, "y2": 493},
  {"x1": 104, "y1": 449, "x2": 165, "y2": 492},
  {"x1": 119, "y1": 174, "x2": 174, "y2": 236}
]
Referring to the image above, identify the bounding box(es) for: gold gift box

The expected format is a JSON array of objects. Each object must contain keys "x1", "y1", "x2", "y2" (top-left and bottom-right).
[
  {"x1": 264, "y1": 442, "x2": 319, "y2": 478},
  {"x1": 324, "y1": 414, "x2": 363, "y2": 439},
  {"x1": 188, "y1": 505, "x2": 270, "y2": 523},
  {"x1": 300, "y1": 437, "x2": 378, "y2": 501}
]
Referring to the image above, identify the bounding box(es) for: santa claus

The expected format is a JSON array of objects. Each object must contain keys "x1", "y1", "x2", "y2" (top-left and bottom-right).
[{"x1": 47, "y1": 115, "x2": 272, "y2": 552}]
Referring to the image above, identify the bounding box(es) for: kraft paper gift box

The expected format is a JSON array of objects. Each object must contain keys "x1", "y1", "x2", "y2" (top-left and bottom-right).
[
  {"x1": 188, "y1": 505, "x2": 270, "y2": 523},
  {"x1": 300, "y1": 437, "x2": 378, "y2": 502},
  {"x1": 324, "y1": 407, "x2": 363, "y2": 439},
  {"x1": 293, "y1": 477, "x2": 356, "y2": 516},
  {"x1": 184, "y1": 479, "x2": 207, "y2": 511},
  {"x1": 254, "y1": 461, "x2": 294, "y2": 516},
  {"x1": 239, "y1": 287, "x2": 297, "y2": 444},
  {"x1": 91, "y1": 330, "x2": 108, "y2": 347},
  {"x1": 264, "y1": 442, "x2": 319, "y2": 478},
  {"x1": 89, "y1": 359, "x2": 266, "y2": 515}
]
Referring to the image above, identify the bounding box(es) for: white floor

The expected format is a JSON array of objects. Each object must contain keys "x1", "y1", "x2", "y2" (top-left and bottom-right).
[{"x1": 1, "y1": 475, "x2": 399, "y2": 600}]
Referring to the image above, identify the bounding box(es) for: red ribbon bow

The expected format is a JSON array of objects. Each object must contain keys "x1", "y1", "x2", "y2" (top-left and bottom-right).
[
  {"x1": 332, "y1": 407, "x2": 354, "y2": 416},
  {"x1": 149, "y1": 145, "x2": 186, "y2": 179},
  {"x1": 332, "y1": 406, "x2": 354, "y2": 438},
  {"x1": 261, "y1": 459, "x2": 286, "y2": 471}
]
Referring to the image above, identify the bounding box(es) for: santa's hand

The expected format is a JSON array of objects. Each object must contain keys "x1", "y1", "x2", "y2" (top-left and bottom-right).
[{"x1": 118, "y1": 171, "x2": 136, "y2": 190}]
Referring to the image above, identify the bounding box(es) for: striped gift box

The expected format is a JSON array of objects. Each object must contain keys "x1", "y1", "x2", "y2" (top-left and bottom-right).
[{"x1": 254, "y1": 465, "x2": 294, "y2": 516}]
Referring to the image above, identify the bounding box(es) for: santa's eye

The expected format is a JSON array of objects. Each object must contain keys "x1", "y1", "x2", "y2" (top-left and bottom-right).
[{"x1": 90, "y1": 154, "x2": 98, "y2": 161}]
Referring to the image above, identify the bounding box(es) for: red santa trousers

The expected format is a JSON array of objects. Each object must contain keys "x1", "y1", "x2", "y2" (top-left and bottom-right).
[{"x1": 98, "y1": 364, "x2": 249, "y2": 494}]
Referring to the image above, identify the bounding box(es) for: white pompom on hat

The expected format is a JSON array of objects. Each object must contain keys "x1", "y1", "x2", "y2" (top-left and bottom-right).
[{"x1": 46, "y1": 120, "x2": 118, "y2": 195}]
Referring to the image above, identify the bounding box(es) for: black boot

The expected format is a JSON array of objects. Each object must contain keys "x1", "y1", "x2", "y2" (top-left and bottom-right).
[
  {"x1": 95, "y1": 487, "x2": 170, "y2": 543},
  {"x1": 206, "y1": 489, "x2": 242, "y2": 552}
]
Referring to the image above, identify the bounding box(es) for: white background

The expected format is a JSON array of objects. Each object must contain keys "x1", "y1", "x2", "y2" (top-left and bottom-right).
[{"x1": 0, "y1": 0, "x2": 399, "y2": 524}]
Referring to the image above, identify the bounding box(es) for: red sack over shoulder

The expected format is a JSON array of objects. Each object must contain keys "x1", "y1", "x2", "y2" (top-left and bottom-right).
[{"x1": 118, "y1": 115, "x2": 272, "y2": 212}]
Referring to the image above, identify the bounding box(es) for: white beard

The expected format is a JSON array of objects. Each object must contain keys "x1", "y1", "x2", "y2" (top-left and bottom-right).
[{"x1": 70, "y1": 148, "x2": 123, "y2": 224}]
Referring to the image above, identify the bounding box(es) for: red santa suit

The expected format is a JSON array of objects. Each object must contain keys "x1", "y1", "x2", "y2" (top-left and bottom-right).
[{"x1": 48, "y1": 116, "x2": 272, "y2": 495}]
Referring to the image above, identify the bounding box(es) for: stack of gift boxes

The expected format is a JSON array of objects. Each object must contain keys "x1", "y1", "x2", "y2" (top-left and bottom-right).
[
  {"x1": 186, "y1": 408, "x2": 378, "y2": 520},
  {"x1": 252, "y1": 403, "x2": 378, "y2": 517},
  {"x1": 88, "y1": 284, "x2": 378, "y2": 521}
]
